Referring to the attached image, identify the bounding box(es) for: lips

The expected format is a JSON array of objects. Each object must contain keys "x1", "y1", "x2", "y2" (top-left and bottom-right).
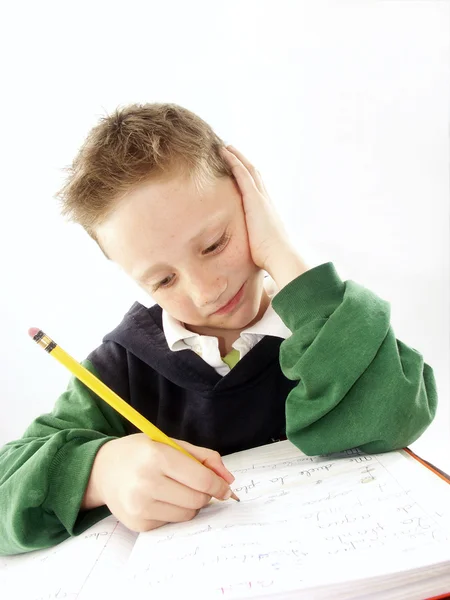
[{"x1": 213, "y1": 283, "x2": 245, "y2": 315}]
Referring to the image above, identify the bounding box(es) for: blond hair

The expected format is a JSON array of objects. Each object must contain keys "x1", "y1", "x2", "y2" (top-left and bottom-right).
[{"x1": 57, "y1": 103, "x2": 231, "y2": 242}]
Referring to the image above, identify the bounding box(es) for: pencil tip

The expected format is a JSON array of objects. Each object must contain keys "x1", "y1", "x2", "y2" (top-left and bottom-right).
[{"x1": 231, "y1": 491, "x2": 240, "y2": 502}]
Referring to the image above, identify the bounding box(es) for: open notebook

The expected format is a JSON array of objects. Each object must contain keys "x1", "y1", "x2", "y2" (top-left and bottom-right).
[{"x1": 2, "y1": 440, "x2": 450, "y2": 600}]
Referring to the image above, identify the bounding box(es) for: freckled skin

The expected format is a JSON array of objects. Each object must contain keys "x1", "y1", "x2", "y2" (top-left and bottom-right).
[{"x1": 96, "y1": 174, "x2": 270, "y2": 354}]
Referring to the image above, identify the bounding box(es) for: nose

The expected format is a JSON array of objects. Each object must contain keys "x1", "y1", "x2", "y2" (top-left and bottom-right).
[{"x1": 187, "y1": 268, "x2": 227, "y2": 310}]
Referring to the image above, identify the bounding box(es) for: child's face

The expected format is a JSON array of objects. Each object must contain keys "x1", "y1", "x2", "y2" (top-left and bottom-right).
[{"x1": 96, "y1": 173, "x2": 268, "y2": 334}]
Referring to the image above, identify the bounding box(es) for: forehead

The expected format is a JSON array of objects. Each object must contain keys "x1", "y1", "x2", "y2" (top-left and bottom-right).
[{"x1": 96, "y1": 173, "x2": 239, "y2": 273}]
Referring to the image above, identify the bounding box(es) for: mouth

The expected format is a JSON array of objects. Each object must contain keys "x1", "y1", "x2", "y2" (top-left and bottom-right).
[{"x1": 212, "y1": 283, "x2": 246, "y2": 316}]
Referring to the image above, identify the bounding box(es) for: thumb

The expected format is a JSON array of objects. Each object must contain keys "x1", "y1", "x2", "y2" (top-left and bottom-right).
[{"x1": 175, "y1": 439, "x2": 235, "y2": 484}]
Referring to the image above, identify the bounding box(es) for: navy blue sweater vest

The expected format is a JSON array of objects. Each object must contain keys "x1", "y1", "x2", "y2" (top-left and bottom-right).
[{"x1": 88, "y1": 302, "x2": 295, "y2": 456}]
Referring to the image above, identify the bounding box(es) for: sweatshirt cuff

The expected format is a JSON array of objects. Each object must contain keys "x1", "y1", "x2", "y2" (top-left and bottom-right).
[
  {"x1": 45, "y1": 436, "x2": 115, "y2": 535},
  {"x1": 271, "y1": 262, "x2": 345, "y2": 331}
]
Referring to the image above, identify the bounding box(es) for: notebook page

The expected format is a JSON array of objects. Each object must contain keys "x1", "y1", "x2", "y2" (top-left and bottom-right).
[
  {"x1": 376, "y1": 449, "x2": 450, "y2": 533},
  {"x1": 0, "y1": 515, "x2": 138, "y2": 600},
  {"x1": 122, "y1": 440, "x2": 450, "y2": 600}
]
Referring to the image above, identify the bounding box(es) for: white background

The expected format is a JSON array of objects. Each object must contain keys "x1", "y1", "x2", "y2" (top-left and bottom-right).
[{"x1": 1, "y1": 1, "x2": 448, "y2": 471}]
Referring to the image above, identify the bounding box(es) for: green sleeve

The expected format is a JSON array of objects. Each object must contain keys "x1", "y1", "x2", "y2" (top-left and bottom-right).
[
  {"x1": 0, "y1": 360, "x2": 128, "y2": 555},
  {"x1": 271, "y1": 263, "x2": 438, "y2": 456}
]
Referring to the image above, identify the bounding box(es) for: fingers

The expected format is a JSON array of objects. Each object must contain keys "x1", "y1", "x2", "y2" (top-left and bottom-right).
[
  {"x1": 221, "y1": 146, "x2": 259, "y2": 196},
  {"x1": 150, "y1": 475, "x2": 212, "y2": 511},
  {"x1": 221, "y1": 145, "x2": 267, "y2": 196},
  {"x1": 177, "y1": 439, "x2": 235, "y2": 484},
  {"x1": 156, "y1": 443, "x2": 233, "y2": 501},
  {"x1": 141, "y1": 500, "x2": 200, "y2": 524},
  {"x1": 202, "y1": 454, "x2": 235, "y2": 485},
  {"x1": 125, "y1": 505, "x2": 198, "y2": 533}
]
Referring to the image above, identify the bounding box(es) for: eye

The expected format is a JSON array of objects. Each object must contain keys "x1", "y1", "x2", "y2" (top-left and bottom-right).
[
  {"x1": 153, "y1": 274, "x2": 175, "y2": 292},
  {"x1": 202, "y1": 233, "x2": 230, "y2": 255}
]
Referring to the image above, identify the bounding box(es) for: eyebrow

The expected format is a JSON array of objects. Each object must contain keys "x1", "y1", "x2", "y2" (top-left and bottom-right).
[{"x1": 135, "y1": 214, "x2": 228, "y2": 283}]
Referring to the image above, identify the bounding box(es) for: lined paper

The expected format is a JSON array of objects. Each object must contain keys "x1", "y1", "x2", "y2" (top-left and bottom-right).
[
  {"x1": 0, "y1": 515, "x2": 137, "y2": 600},
  {"x1": 122, "y1": 441, "x2": 450, "y2": 600}
]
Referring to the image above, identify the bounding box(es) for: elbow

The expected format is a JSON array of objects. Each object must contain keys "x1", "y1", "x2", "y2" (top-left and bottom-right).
[{"x1": 362, "y1": 364, "x2": 438, "y2": 453}]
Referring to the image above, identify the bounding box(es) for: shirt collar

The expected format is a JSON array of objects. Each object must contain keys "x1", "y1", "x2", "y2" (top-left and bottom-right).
[{"x1": 162, "y1": 275, "x2": 291, "y2": 351}]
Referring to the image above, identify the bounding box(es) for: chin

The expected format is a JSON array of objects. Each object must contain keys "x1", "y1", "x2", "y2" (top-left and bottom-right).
[{"x1": 213, "y1": 301, "x2": 260, "y2": 330}]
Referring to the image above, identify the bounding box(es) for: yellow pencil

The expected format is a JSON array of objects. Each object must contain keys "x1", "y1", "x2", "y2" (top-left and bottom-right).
[{"x1": 28, "y1": 327, "x2": 239, "y2": 502}]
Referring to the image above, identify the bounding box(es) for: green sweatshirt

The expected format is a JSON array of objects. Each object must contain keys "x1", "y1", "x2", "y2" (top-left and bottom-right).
[{"x1": 0, "y1": 263, "x2": 437, "y2": 555}]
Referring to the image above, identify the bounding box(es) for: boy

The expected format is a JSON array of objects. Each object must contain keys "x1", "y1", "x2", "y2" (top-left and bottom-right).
[{"x1": 0, "y1": 103, "x2": 437, "y2": 555}]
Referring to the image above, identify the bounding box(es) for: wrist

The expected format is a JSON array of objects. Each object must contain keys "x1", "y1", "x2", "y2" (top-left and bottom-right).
[
  {"x1": 265, "y1": 245, "x2": 309, "y2": 290},
  {"x1": 81, "y1": 440, "x2": 111, "y2": 510}
]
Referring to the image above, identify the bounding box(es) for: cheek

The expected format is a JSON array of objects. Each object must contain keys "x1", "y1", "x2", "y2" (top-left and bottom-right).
[
  {"x1": 222, "y1": 232, "x2": 253, "y2": 269},
  {"x1": 157, "y1": 290, "x2": 187, "y2": 311},
  {"x1": 152, "y1": 290, "x2": 199, "y2": 322}
]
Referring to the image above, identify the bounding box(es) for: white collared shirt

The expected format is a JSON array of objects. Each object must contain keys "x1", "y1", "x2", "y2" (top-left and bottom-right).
[{"x1": 162, "y1": 276, "x2": 292, "y2": 376}]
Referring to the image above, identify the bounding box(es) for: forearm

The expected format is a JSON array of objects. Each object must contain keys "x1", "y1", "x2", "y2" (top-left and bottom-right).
[
  {"x1": 272, "y1": 263, "x2": 438, "y2": 455},
  {"x1": 0, "y1": 432, "x2": 112, "y2": 554},
  {"x1": 0, "y1": 361, "x2": 127, "y2": 554}
]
